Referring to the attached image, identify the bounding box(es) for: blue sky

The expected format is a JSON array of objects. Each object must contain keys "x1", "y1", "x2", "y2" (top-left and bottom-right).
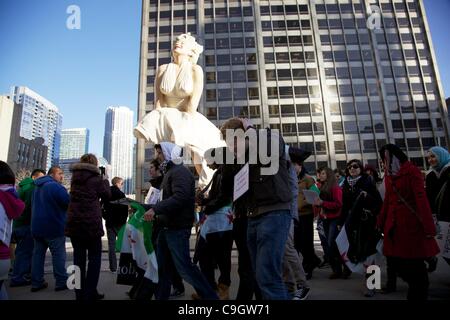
[{"x1": 0, "y1": 0, "x2": 449, "y2": 156}]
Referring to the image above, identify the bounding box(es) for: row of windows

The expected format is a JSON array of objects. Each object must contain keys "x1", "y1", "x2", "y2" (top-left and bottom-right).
[
  {"x1": 263, "y1": 35, "x2": 313, "y2": 47},
  {"x1": 260, "y1": 5, "x2": 309, "y2": 16},
  {"x1": 156, "y1": 0, "x2": 195, "y2": 4},
  {"x1": 150, "y1": 24, "x2": 196, "y2": 35},
  {"x1": 281, "y1": 122, "x2": 325, "y2": 135},
  {"x1": 266, "y1": 68, "x2": 318, "y2": 81},
  {"x1": 205, "y1": 88, "x2": 259, "y2": 101},
  {"x1": 320, "y1": 32, "x2": 370, "y2": 45},
  {"x1": 332, "y1": 121, "x2": 385, "y2": 134},
  {"x1": 205, "y1": 22, "x2": 254, "y2": 33},
  {"x1": 392, "y1": 118, "x2": 433, "y2": 132},
  {"x1": 204, "y1": 6, "x2": 252, "y2": 17},
  {"x1": 205, "y1": 53, "x2": 257, "y2": 66},
  {"x1": 150, "y1": 9, "x2": 195, "y2": 19},
  {"x1": 329, "y1": 82, "x2": 436, "y2": 102},
  {"x1": 264, "y1": 51, "x2": 315, "y2": 63},
  {"x1": 268, "y1": 104, "x2": 322, "y2": 117},
  {"x1": 315, "y1": 2, "x2": 417, "y2": 14},
  {"x1": 261, "y1": 19, "x2": 311, "y2": 31},
  {"x1": 322, "y1": 50, "x2": 432, "y2": 72},
  {"x1": 267, "y1": 86, "x2": 321, "y2": 99},
  {"x1": 204, "y1": 37, "x2": 255, "y2": 49},
  {"x1": 334, "y1": 138, "x2": 434, "y2": 156},
  {"x1": 206, "y1": 105, "x2": 260, "y2": 120},
  {"x1": 315, "y1": 3, "x2": 364, "y2": 14},
  {"x1": 206, "y1": 70, "x2": 258, "y2": 83},
  {"x1": 325, "y1": 66, "x2": 377, "y2": 79}
]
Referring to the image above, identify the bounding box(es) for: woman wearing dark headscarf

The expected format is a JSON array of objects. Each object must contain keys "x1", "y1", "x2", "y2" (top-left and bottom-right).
[{"x1": 377, "y1": 144, "x2": 439, "y2": 300}]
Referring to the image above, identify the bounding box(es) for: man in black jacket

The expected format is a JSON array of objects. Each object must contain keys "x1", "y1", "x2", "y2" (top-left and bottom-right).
[
  {"x1": 102, "y1": 177, "x2": 128, "y2": 272},
  {"x1": 221, "y1": 117, "x2": 292, "y2": 300},
  {"x1": 143, "y1": 142, "x2": 218, "y2": 300}
]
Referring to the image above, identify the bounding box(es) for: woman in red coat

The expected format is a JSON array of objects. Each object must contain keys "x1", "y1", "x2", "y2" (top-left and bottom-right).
[{"x1": 377, "y1": 144, "x2": 439, "y2": 300}]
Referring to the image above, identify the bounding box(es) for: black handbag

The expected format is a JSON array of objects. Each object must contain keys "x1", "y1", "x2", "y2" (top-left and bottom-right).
[{"x1": 116, "y1": 253, "x2": 138, "y2": 286}]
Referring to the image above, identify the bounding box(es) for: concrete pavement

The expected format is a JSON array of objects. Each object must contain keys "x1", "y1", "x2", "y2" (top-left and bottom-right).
[{"x1": 5, "y1": 230, "x2": 450, "y2": 300}]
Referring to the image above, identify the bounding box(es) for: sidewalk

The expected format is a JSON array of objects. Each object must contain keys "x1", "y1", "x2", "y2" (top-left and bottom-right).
[{"x1": 6, "y1": 231, "x2": 450, "y2": 300}]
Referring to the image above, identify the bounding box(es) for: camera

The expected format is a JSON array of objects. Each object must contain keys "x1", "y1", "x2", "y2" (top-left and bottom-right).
[{"x1": 99, "y1": 166, "x2": 106, "y2": 176}]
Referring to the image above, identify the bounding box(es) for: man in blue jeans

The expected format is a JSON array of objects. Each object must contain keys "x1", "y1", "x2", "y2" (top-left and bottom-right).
[
  {"x1": 10, "y1": 169, "x2": 45, "y2": 287},
  {"x1": 30, "y1": 166, "x2": 70, "y2": 292},
  {"x1": 221, "y1": 118, "x2": 293, "y2": 300},
  {"x1": 143, "y1": 143, "x2": 218, "y2": 300}
]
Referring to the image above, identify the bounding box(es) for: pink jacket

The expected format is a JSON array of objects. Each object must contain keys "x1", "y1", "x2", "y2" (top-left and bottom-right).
[{"x1": 0, "y1": 187, "x2": 25, "y2": 260}]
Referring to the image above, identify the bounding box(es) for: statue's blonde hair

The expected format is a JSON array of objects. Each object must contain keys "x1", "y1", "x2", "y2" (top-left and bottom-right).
[
  {"x1": 174, "y1": 33, "x2": 203, "y2": 64},
  {"x1": 161, "y1": 33, "x2": 203, "y2": 95}
]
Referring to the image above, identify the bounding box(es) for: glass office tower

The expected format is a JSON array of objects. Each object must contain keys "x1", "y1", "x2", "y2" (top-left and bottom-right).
[{"x1": 136, "y1": 0, "x2": 449, "y2": 198}]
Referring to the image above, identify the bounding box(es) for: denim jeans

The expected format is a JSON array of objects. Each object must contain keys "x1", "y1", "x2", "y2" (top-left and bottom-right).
[
  {"x1": 322, "y1": 218, "x2": 342, "y2": 274},
  {"x1": 247, "y1": 210, "x2": 291, "y2": 300},
  {"x1": 155, "y1": 228, "x2": 218, "y2": 300},
  {"x1": 31, "y1": 236, "x2": 67, "y2": 289},
  {"x1": 11, "y1": 226, "x2": 34, "y2": 285},
  {"x1": 106, "y1": 226, "x2": 120, "y2": 272},
  {"x1": 70, "y1": 237, "x2": 102, "y2": 301},
  {"x1": 0, "y1": 259, "x2": 10, "y2": 300},
  {"x1": 233, "y1": 216, "x2": 261, "y2": 301}
]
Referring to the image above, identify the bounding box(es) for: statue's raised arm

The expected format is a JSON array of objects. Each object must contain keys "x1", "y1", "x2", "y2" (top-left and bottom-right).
[{"x1": 135, "y1": 33, "x2": 225, "y2": 187}]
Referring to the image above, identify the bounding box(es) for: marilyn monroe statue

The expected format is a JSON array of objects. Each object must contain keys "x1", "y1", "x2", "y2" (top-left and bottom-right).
[{"x1": 134, "y1": 33, "x2": 226, "y2": 186}]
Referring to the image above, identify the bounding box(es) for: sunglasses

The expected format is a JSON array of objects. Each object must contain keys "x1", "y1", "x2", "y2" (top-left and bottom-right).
[{"x1": 347, "y1": 164, "x2": 360, "y2": 170}]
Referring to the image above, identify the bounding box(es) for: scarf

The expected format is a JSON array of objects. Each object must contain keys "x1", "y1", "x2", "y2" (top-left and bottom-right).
[
  {"x1": 429, "y1": 146, "x2": 450, "y2": 176},
  {"x1": 159, "y1": 160, "x2": 171, "y2": 175},
  {"x1": 346, "y1": 175, "x2": 362, "y2": 189}
]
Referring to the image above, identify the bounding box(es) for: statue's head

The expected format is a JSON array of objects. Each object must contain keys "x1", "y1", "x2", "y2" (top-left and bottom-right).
[{"x1": 173, "y1": 33, "x2": 203, "y2": 64}]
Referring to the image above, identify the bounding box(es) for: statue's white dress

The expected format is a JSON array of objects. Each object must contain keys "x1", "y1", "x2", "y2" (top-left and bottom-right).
[{"x1": 134, "y1": 76, "x2": 225, "y2": 186}]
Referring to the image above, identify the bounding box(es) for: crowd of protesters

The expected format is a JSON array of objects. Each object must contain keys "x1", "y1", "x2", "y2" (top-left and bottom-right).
[{"x1": 0, "y1": 117, "x2": 449, "y2": 301}]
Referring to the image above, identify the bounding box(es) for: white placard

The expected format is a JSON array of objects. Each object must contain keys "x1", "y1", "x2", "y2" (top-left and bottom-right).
[
  {"x1": 302, "y1": 189, "x2": 320, "y2": 205},
  {"x1": 0, "y1": 203, "x2": 13, "y2": 247},
  {"x1": 144, "y1": 187, "x2": 162, "y2": 205},
  {"x1": 233, "y1": 163, "x2": 249, "y2": 202}
]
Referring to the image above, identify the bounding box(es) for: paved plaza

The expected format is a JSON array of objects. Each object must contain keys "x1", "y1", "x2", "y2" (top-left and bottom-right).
[{"x1": 6, "y1": 231, "x2": 450, "y2": 300}]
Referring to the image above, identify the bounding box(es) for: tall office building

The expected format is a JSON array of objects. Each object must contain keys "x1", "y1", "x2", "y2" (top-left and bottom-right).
[
  {"x1": 136, "y1": 0, "x2": 450, "y2": 197},
  {"x1": 103, "y1": 106, "x2": 134, "y2": 194},
  {"x1": 60, "y1": 128, "x2": 89, "y2": 160},
  {"x1": 12, "y1": 86, "x2": 62, "y2": 171},
  {"x1": 59, "y1": 128, "x2": 90, "y2": 185}
]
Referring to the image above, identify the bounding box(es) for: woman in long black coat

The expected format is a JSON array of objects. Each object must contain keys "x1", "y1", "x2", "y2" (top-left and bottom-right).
[{"x1": 66, "y1": 154, "x2": 111, "y2": 301}]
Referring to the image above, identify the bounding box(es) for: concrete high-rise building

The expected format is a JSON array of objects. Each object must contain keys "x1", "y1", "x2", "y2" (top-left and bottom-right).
[
  {"x1": 0, "y1": 95, "x2": 47, "y2": 172},
  {"x1": 103, "y1": 106, "x2": 134, "y2": 194},
  {"x1": 12, "y1": 86, "x2": 62, "y2": 171},
  {"x1": 136, "y1": 0, "x2": 450, "y2": 196}
]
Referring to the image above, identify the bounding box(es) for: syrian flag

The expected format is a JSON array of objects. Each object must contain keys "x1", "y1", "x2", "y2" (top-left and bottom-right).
[
  {"x1": 116, "y1": 201, "x2": 158, "y2": 283},
  {"x1": 336, "y1": 225, "x2": 383, "y2": 274}
]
